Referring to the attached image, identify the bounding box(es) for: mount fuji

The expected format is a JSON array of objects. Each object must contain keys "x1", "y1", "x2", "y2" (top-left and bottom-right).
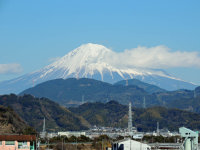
[{"x1": 0, "y1": 43, "x2": 197, "y2": 94}]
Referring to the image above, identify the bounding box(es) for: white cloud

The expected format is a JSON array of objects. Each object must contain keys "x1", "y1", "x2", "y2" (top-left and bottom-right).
[
  {"x1": 0, "y1": 63, "x2": 23, "y2": 74},
  {"x1": 48, "y1": 57, "x2": 61, "y2": 63},
  {"x1": 105, "y1": 46, "x2": 200, "y2": 69}
]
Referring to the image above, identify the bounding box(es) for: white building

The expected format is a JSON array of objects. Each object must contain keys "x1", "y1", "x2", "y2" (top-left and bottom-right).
[
  {"x1": 47, "y1": 132, "x2": 58, "y2": 138},
  {"x1": 58, "y1": 131, "x2": 86, "y2": 137},
  {"x1": 112, "y1": 138, "x2": 151, "y2": 150},
  {"x1": 133, "y1": 133, "x2": 144, "y2": 140}
]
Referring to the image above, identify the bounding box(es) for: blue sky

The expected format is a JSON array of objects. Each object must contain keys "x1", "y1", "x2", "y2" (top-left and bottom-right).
[{"x1": 0, "y1": 0, "x2": 200, "y2": 84}]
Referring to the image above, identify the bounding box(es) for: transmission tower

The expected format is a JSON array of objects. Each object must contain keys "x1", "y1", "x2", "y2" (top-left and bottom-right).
[
  {"x1": 82, "y1": 95, "x2": 85, "y2": 104},
  {"x1": 143, "y1": 96, "x2": 146, "y2": 108},
  {"x1": 41, "y1": 117, "x2": 47, "y2": 138},
  {"x1": 128, "y1": 102, "x2": 133, "y2": 136},
  {"x1": 157, "y1": 122, "x2": 160, "y2": 136},
  {"x1": 194, "y1": 90, "x2": 197, "y2": 98},
  {"x1": 76, "y1": 72, "x2": 79, "y2": 80},
  {"x1": 106, "y1": 98, "x2": 109, "y2": 103},
  {"x1": 43, "y1": 117, "x2": 46, "y2": 133},
  {"x1": 126, "y1": 79, "x2": 128, "y2": 86}
]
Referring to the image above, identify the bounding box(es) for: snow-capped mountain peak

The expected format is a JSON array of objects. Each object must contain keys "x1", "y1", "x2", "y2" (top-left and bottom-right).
[
  {"x1": 40, "y1": 43, "x2": 113, "y2": 80},
  {"x1": 0, "y1": 43, "x2": 197, "y2": 94},
  {"x1": 50, "y1": 43, "x2": 112, "y2": 69},
  {"x1": 39, "y1": 43, "x2": 171, "y2": 80}
]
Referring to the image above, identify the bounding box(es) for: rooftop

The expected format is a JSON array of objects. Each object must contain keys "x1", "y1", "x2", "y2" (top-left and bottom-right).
[{"x1": 0, "y1": 135, "x2": 36, "y2": 141}]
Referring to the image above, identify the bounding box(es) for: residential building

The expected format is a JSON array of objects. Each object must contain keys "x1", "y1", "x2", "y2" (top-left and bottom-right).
[{"x1": 0, "y1": 135, "x2": 36, "y2": 150}]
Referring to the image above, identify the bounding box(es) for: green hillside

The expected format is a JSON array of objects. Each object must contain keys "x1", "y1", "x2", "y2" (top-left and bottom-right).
[
  {"x1": 1, "y1": 93, "x2": 200, "y2": 132},
  {"x1": 20, "y1": 78, "x2": 200, "y2": 114},
  {"x1": 0, "y1": 94, "x2": 90, "y2": 132},
  {"x1": 154, "y1": 88, "x2": 200, "y2": 113},
  {"x1": 115, "y1": 79, "x2": 166, "y2": 94},
  {"x1": 20, "y1": 78, "x2": 161, "y2": 107},
  {"x1": 69, "y1": 101, "x2": 200, "y2": 131}
]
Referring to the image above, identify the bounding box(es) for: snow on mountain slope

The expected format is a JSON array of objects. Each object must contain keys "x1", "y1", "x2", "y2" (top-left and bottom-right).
[{"x1": 0, "y1": 43, "x2": 197, "y2": 94}]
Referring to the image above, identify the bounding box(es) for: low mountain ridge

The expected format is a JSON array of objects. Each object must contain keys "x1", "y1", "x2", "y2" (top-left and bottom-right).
[
  {"x1": 20, "y1": 78, "x2": 161, "y2": 107},
  {"x1": 1, "y1": 94, "x2": 200, "y2": 132},
  {"x1": 69, "y1": 101, "x2": 200, "y2": 131},
  {"x1": 0, "y1": 94, "x2": 90, "y2": 131},
  {"x1": 0, "y1": 105, "x2": 32, "y2": 134},
  {"x1": 20, "y1": 78, "x2": 200, "y2": 113},
  {"x1": 115, "y1": 78, "x2": 166, "y2": 94}
]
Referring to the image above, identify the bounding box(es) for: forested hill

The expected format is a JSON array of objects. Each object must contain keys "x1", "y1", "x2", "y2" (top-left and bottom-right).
[
  {"x1": 69, "y1": 101, "x2": 200, "y2": 131},
  {"x1": 0, "y1": 94, "x2": 90, "y2": 131},
  {"x1": 1, "y1": 93, "x2": 200, "y2": 132},
  {"x1": 20, "y1": 78, "x2": 158, "y2": 107},
  {"x1": 114, "y1": 78, "x2": 166, "y2": 94},
  {"x1": 0, "y1": 105, "x2": 32, "y2": 134},
  {"x1": 20, "y1": 78, "x2": 200, "y2": 114}
]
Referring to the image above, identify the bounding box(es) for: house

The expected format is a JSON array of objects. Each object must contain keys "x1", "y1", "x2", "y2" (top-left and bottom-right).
[
  {"x1": 0, "y1": 135, "x2": 36, "y2": 150},
  {"x1": 112, "y1": 138, "x2": 151, "y2": 150}
]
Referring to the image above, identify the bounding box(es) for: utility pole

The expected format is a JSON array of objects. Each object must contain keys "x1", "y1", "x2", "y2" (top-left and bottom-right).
[
  {"x1": 62, "y1": 138, "x2": 63, "y2": 150},
  {"x1": 76, "y1": 137, "x2": 77, "y2": 150},
  {"x1": 102, "y1": 139, "x2": 104, "y2": 150},
  {"x1": 48, "y1": 138, "x2": 49, "y2": 150}
]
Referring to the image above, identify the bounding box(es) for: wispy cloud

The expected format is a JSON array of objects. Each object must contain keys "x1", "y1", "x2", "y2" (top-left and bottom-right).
[
  {"x1": 48, "y1": 57, "x2": 61, "y2": 63},
  {"x1": 105, "y1": 46, "x2": 200, "y2": 69},
  {"x1": 0, "y1": 63, "x2": 23, "y2": 74}
]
